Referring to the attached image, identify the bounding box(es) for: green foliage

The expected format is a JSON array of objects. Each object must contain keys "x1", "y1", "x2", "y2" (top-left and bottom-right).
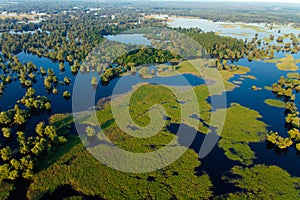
[
  {"x1": 0, "y1": 182, "x2": 14, "y2": 200},
  {"x1": 176, "y1": 28, "x2": 246, "y2": 60},
  {"x1": 1, "y1": 127, "x2": 12, "y2": 138},
  {"x1": 218, "y1": 140, "x2": 256, "y2": 166},
  {"x1": 213, "y1": 103, "x2": 267, "y2": 165},
  {"x1": 91, "y1": 76, "x2": 98, "y2": 85},
  {"x1": 27, "y1": 136, "x2": 213, "y2": 200},
  {"x1": 35, "y1": 122, "x2": 45, "y2": 137},
  {"x1": 264, "y1": 99, "x2": 286, "y2": 108},
  {"x1": 225, "y1": 165, "x2": 300, "y2": 199},
  {"x1": 64, "y1": 77, "x2": 71, "y2": 85},
  {"x1": 85, "y1": 126, "x2": 96, "y2": 137},
  {"x1": 0, "y1": 147, "x2": 12, "y2": 161},
  {"x1": 267, "y1": 131, "x2": 293, "y2": 149},
  {"x1": 0, "y1": 114, "x2": 68, "y2": 183},
  {"x1": 52, "y1": 88, "x2": 58, "y2": 95},
  {"x1": 63, "y1": 91, "x2": 71, "y2": 99},
  {"x1": 0, "y1": 111, "x2": 12, "y2": 125},
  {"x1": 268, "y1": 74, "x2": 300, "y2": 151}
]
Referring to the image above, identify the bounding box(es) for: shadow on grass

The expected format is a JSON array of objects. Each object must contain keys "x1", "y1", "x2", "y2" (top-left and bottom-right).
[
  {"x1": 101, "y1": 118, "x2": 115, "y2": 130},
  {"x1": 35, "y1": 132, "x2": 81, "y2": 172},
  {"x1": 40, "y1": 184, "x2": 104, "y2": 200}
]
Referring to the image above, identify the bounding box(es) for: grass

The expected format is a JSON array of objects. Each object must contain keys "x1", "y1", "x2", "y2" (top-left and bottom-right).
[
  {"x1": 232, "y1": 33, "x2": 251, "y2": 36},
  {"x1": 240, "y1": 75, "x2": 256, "y2": 80},
  {"x1": 263, "y1": 37, "x2": 273, "y2": 43},
  {"x1": 175, "y1": 59, "x2": 251, "y2": 95},
  {"x1": 264, "y1": 99, "x2": 286, "y2": 108},
  {"x1": 26, "y1": 82, "x2": 216, "y2": 199},
  {"x1": 264, "y1": 86, "x2": 273, "y2": 91},
  {"x1": 221, "y1": 24, "x2": 236, "y2": 28},
  {"x1": 218, "y1": 140, "x2": 255, "y2": 166},
  {"x1": 50, "y1": 114, "x2": 73, "y2": 127},
  {"x1": 225, "y1": 165, "x2": 300, "y2": 199},
  {"x1": 287, "y1": 73, "x2": 300, "y2": 79},
  {"x1": 79, "y1": 83, "x2": 211, "y2": 134},
  {"x1": 27, "y1": 132, "x2": 213, "y2": 199},
  {"x1": 215, "y1": 31, "x2": 251, "y2": 37},
  {"x1": 237, "y1": 24, "x2": 265, "y2": 32},
  {"x1": 212, "y1": 103, "x2": 267, "y2": 165},
  {"x1": 0, "y1": 182, "x2": 14, "y2": 200},
  {"x1": 276, "y1": 63, "x2": 299, "y2": 71},
  {"x1": 266, "y1": 54, "x2": 300, "y2": 71}
]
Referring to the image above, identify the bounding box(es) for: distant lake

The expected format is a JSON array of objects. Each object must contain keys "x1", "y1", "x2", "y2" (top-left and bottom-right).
[
  {"x1": 104, "y1": 34, "x2": 152, "y2": 46},
  {"x1": 161, "y1": 15, "x2": 300, "y2": 41}
]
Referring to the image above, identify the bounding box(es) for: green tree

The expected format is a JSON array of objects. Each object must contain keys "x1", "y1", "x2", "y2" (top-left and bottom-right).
[
  {"x1": 91, "y1": 76, "x2": 98, "y2": 85},
  {"x1": 44, "y1": 125, "x2": 57, "y2": 142},
  {"x1": 63, "y1": 91, "x2": 71, "y2": 98},
  {"x1": 0, "y1": 147, "x2": 12, "y2": 161},
  {"x1": 1, "y1": 127, "x2": 12, "y2": 138},
  {"x1": 0, "y1": 111, "x2": 12, "y2": 125},
  {"x1": 35, "y1": 122, "x2": 45, "y2": 137},
  {"x1": 0, "y1": 164, "x2": 10, "y2": 182},
  {"x1": 86, "y1": 126, "x2": 96, "y2": 137},
  {"x1": 64, "y1": 77, "x2": 71, "y2": 85}
]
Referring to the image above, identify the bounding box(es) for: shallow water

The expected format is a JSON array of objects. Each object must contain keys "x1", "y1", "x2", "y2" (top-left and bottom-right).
[{"x1": 164, "y1": 15, "x2": 300, "y2": 41}]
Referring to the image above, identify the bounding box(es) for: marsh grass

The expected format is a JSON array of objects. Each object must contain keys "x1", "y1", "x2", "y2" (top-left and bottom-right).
[
  {"x1": 266, "y1": 54, "x2": 300, "y2": 71},
  {"x1": 264, "y1": 99, "x2": 286, "y2": 108},
  {"x1": 237, "y1": 24, "x2": 265, "y2": 32},
  {"x1": 225, "y1": 165, "x2": 300, "y2": 199},
  {"x1": 0, "y1": 182, "x2": 14, "y2": 200},
  {"x1": 220, "y1": 24, "x2": 236, "y2": 29},
  {"x1": 27, "y1": 134, "x2": 213, "y2": 199},
  {"x1": 212, "y1": 103, "x2": 267, "y2": 165}
]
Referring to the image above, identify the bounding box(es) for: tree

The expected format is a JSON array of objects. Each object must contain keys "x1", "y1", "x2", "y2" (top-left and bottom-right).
[
  {"x1": 64, "y1": 77, "x2": 71, "y2": 85},
  {"x1": 44, "y1": 77, "x2": 52, "y2": 90},
  {"x1": 59, "y1": 62, "x2": 65, "y2": 71},
  {"x1": 0, "y1": 111, "x2": 12, "y2": 125},
  {"x1": 14, "y1": 110, "x2": 28, "y2": 125},
  {"x1": 52, "y1": 88, "x2": 58, "y2": 95},
  {"x1": 10, "y1": 159, "x2": 22, "y2": 170},
  {"x1": 31, "y1": 139, "x2": 46, "y2": 156},
  {"x1": 40, "y1": 67, "x2": 46, "y2": 75},
  {"x1": 288, "y1": 128, "x2": 300, "y2": 141},
  {"x1": 2, "y1": 127, "x2": 12, "y2": 138},
  {"x1": 0, "y1": 164, "x2": 10, "y2": 182},
  {"x1": 44, "y1": 125, "x2": 57, "y2": 142},
  {"x1": 86, "y1": 126, "x2": 96, "y2": 137},
  {"x1": 58, "y1": 136, "x2": 68, "y2": 143},
  {"x1": 91, "y1": 76, "x2": 98, "y2": 85},
  {"x1": 25, "y1": 87, "x2": 35, "y2": 97},
  {"x1": 0, "y1": 146, "x2": 12, "y2": 161},
  {"x1": 63, "y1": 91, "x2": 71, "y2": 98},
  {"x1": 35, "y1": 122, "x2": 45, "y2": 137},
  {"x1": 276, "y1": 36, "x2": 284, "y2": 43}
]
